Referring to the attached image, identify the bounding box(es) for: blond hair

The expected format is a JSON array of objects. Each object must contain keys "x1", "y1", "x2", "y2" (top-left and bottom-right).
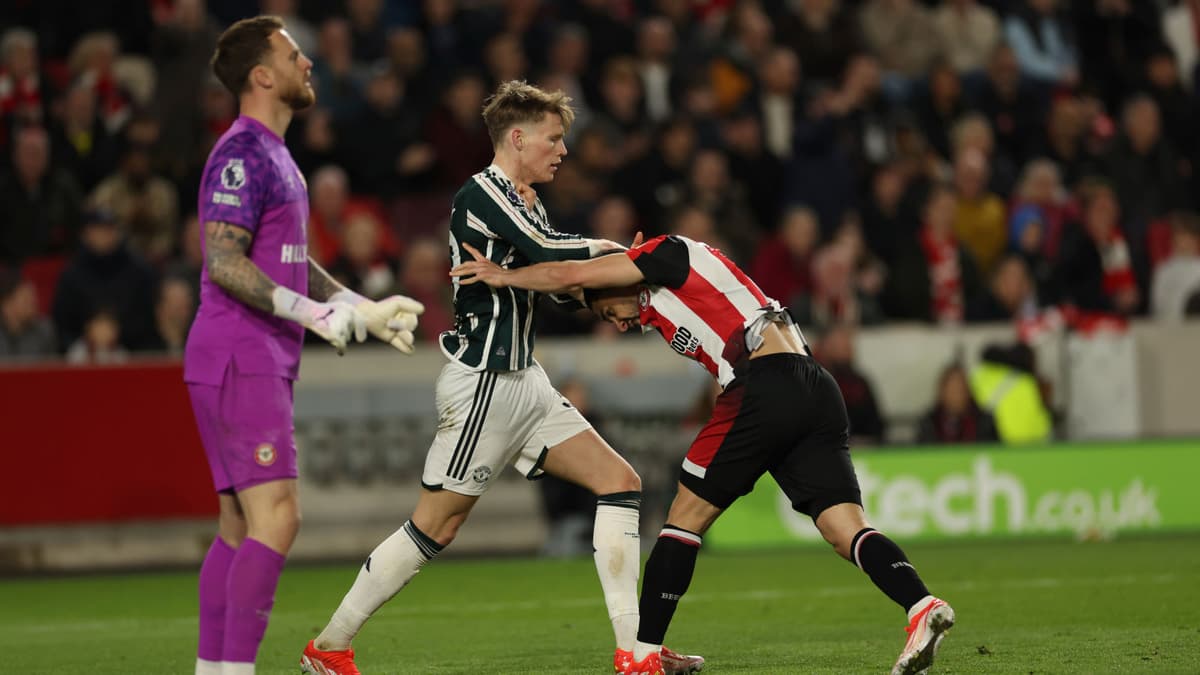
[{"x1": 482, "y1": 80, "x2": 575, "y2": 147}]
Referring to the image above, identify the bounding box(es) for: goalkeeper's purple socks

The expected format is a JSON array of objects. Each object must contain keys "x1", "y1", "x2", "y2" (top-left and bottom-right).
[
  {"x1": 198, "y1": 537, "x2": 237, "y2": 662},
  {"x1": 223, "y1": 538, "x2": 287, "y2": 663}
]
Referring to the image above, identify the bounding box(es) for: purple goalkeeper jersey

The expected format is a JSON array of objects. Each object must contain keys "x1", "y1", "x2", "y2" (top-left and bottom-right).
[{"x1": 184, "y1": 115, "x2": 310, "y2": 385}]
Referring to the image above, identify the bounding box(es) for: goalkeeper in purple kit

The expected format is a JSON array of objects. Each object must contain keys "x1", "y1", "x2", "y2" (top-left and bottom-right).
[{"x1": 184, "y1": 15, "x2": 423, "y2": 675}]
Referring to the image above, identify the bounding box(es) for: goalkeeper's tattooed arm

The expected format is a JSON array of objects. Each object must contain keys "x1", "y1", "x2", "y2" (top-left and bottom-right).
[
  {"x1": 205, "y1": 220, "x2": 277, "y2": 313},
  {"x1": 307, "y1": 257, "x2": 346, "y2": 302}
]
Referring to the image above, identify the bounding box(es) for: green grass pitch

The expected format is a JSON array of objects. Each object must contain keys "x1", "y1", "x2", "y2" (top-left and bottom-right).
[{"x1": 2, "y1": 534, "x2": 1198, "y2": 673}]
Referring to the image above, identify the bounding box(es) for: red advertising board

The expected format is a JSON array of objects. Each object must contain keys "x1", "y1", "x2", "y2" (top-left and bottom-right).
[{"x1": 0, "y1": 360, "x2": 217, "y2": 525}]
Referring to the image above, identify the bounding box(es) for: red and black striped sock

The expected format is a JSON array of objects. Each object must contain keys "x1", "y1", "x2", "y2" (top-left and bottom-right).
[
  {"x1": 850, "y1": 527, "x2": 930, "y2": 612},
  {"x1": 636, "y1": 524, "x2": 702, "y2": 646}
]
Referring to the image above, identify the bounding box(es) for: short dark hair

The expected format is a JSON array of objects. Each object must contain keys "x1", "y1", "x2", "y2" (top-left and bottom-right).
[
  {"x1": 211, "y1": 15, "x2": 284, "y2": 96},
  {"x1": 482, "y1": 80, "x2": 575, "y2": 147}
]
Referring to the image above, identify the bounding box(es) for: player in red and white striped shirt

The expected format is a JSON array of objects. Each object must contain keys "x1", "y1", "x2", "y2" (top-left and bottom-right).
[{"x1": 453, "y1": 234, "x2": 955, "y2": 675}]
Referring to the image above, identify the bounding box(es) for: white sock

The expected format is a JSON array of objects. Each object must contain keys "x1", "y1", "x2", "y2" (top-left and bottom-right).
[
  {"x1": 315, "y1": 520, "x2": 442, "y2": 650},
  {"x1": 195, "y1": 658, "x2": 222, "y2": 675},
  {"x1": 222, "y1": 662, "x2": 254, "y2": 675},
  {"x1": 593, "y1": 496, "x2": 642, "y2": 652},
  {"x1": 633, "y1": 640, "x2": 661, "y2": 661}
]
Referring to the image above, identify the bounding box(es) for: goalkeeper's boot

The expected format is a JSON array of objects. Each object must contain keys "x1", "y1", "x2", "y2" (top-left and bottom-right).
[
  {"x1": 300, "y1": 639, "x2": 361, "y2": 675},
  {"x1": 660, "y1": 646, "x2": 705, "y2": 673},
  {"x1": 891, "y1": 596, "x2": 954, "y2": 675},
  {"x1": 619, "y1": 651, "x2": 664, "y2": 675}
]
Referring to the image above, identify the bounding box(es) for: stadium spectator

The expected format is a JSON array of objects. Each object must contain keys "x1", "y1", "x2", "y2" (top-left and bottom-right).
[
  {"x1": 88, "y1": 115, "x2": 180, "y2": 264},
  {"x1": 709, "y1": 2, "x2": 773, "y2": 116},
  {"x1": 0, "y1": 125, "x2": 83, "y2": 264},
  {"x1": 346, "y1": 0, "x2": 389, "y2": 65},
  {"x1": 0, "y1": 28, "x2": 47, "y2": 138},
  {"x1": 967, "y1": 254, "x2": 1038, "y2": 323},
  {"x1": 932, "y1": 0, "x2": 1002, "y2": 76},
  {"x1": 64, "y1": 306, "x2": 128, "y2": 364},
  {"x1": 1151, "y1": 211, "x2": 1200, "y2": 321},
  {"x1": 721, "y1": 106, "x2": 783, "y2": 232},
  {"x1": 916, "y1": 363, "x2": 999, "y2": 444},
  {"x1": 51, "y1": 208, "x2": 156, "y2": 352},
  {"x1": 789, "y1": 53, "x2": 885, "y2": 228},
  {"x1": 310, "y1": 18, "x2": 365, "y2": 124},
  {"x1": 950, "y1": 111, "x2": 1018, "y2": 199},
  {"x1": 914, "y1": 59, "x2": 966, "y2": 160},
  {"x1": 776, "y1": 0, "x2": 861, "y2": 87},
  {"x1": 795, "y1": 241, "x2": 885, "y2": 330},
  {"x1": 306, "y1": 164, "x2": 397, "y2": 265},
  {"x1": 542, "y1": 23, "x2": 593, "y2": 135},
  {"x1": 147, "y1": 274, "x2": 196, "y2": 355},
  {"x1": 386, "y1": 26, "x2": 435, "y2": 107},
  {"x1": 483, "y1": 31, "x2": 530, "y2": 92},
  {"x1": 858, "y1": 0, "x2": 941, "y2": 98},
  {"x1": 818, "y1": 322, "x2": 887, "y2": 445},
  {"x1": 634, "y1": 16, "x2": 678, "y2": 125},
  {"x1": 395, "y1": 237, "x2": 453, "y2": 343},
  {"x1": 882, "y1": 184, "x2": 983, "y2": 323},
  {"x1": 49, "y1": 78, "x2": 119, "y2": 192},
  {"x1": 594, "y1": 56, "x2": 652, "y2": 167},
  {"x1": 589, "y1": 195, "x2": 638, "y2": 243},
  {"x1": 67, "y1": 31, "x2": 131, "y2": 134},
  {"x1": 952, "y1": 147, "x2": 1008, "y2": 277},
  {"x1": 683, "y1": 148, "x2": 760, "y2": 265},
  {"x1": 1004, "y1": 0, "x2": 1078, "y2": 89},
  {"x1": 617, "y1": 115, "x2": 696, "y2": 232},
  {"x1": 1008, "y1": 158, "x2": 1073, "y2": 262},
  {"x1": 0, "y1": 266, "x2": 56, "y2": 359},
  {"x1": 751, "y1": 205, "x2": 818, "y2": 310},
  {"x1": 1075, "y1": 0, "x2": 1163, "y2": 110},
  {"x1": 327, "y1": 210, "x2": 398, "y2": 299},
  {"x1": 756, "y1": 46, "x2": 802, "y2": 162},
  {"x1": 1162, "y1": 0, "x2": 1200, "y2": 91},
  {"x1": 150, "y1": 0, "x2": 220, "y2": 184},
  {"x1": 1103, "y1": 95, "x2": 1186, "y2": 268},
  {"x1": 972, "y1": 43, "x2": 1046, "y2": 171},
  {"x1": 1057, "y1": 182, "x2": 1139, "y2": 316},
  {"x1": 337, "y1": 63, "x2": 427, "y2": 198},
  {"x1": 1142, "y1": 44, "x2": 1195, "y2": 162},
  {"x1": 860, "y1": 161, "x2": 916, "y2": 262},
  {"x1": 423, "y1": 70, "x2": 493, "y2": 194},
  {"x1": 1008, "y1": 201, "x2": 1060, "y2": 305},
  {"x1": 1034, "y1": 94, "x2": 1093, "y2": 190}
]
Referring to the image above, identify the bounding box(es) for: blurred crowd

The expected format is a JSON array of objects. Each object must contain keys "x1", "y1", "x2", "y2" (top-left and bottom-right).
[{"x1": 2, "y1": 0, "x2": 1200, "y2": 420}]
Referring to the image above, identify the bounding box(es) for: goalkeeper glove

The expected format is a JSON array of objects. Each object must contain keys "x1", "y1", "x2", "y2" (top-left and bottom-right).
[
  {"x1": 330, "y1": 289, "x2": 425, "y2": 354},
  {"x1": 271, "y1": 286, "x2": 366, "y2": 355}
]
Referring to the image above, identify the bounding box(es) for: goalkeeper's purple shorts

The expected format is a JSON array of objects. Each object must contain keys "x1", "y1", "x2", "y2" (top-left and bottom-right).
[{"x1": 187, "y1": 359, "x2": 298, "y2": 494}]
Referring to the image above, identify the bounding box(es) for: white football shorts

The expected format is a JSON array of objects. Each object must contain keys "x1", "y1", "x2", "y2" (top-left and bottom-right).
[{"x1": 422, "y1": 360, "x2": 591, "y2": 495}]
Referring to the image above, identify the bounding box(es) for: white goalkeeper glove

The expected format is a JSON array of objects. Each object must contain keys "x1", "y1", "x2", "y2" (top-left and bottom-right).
[
  {"x1": 272, "y1": 286, "x2": 367, "y2": 355},
  {"x1": 330, "y1": 290, "x2": 426, "y2": 354}
]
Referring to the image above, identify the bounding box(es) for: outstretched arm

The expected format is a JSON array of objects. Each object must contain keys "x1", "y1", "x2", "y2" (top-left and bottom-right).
[{"x1": 450, "y1": 242, "x2": 646, "y2": 293}]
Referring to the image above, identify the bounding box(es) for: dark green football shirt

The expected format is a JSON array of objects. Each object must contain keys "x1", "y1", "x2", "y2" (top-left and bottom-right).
[{"x1": 440, "y1": 165, "x2": 596, "y2": 371}]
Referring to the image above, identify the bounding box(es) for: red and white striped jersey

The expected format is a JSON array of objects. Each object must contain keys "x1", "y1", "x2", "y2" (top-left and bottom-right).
[{"x1": 627, "y1": 235, "x2": 798, "y2": 388}]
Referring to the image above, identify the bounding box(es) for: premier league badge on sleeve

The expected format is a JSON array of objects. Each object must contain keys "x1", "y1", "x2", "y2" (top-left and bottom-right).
[{"x1": 221, "y1": 158, "x2": 247, "y2": 191}]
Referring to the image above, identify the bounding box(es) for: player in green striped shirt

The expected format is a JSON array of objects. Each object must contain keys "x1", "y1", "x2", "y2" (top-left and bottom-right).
[{"x1": 304, "y1": 81, "x2": 700, "y2": 675}]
